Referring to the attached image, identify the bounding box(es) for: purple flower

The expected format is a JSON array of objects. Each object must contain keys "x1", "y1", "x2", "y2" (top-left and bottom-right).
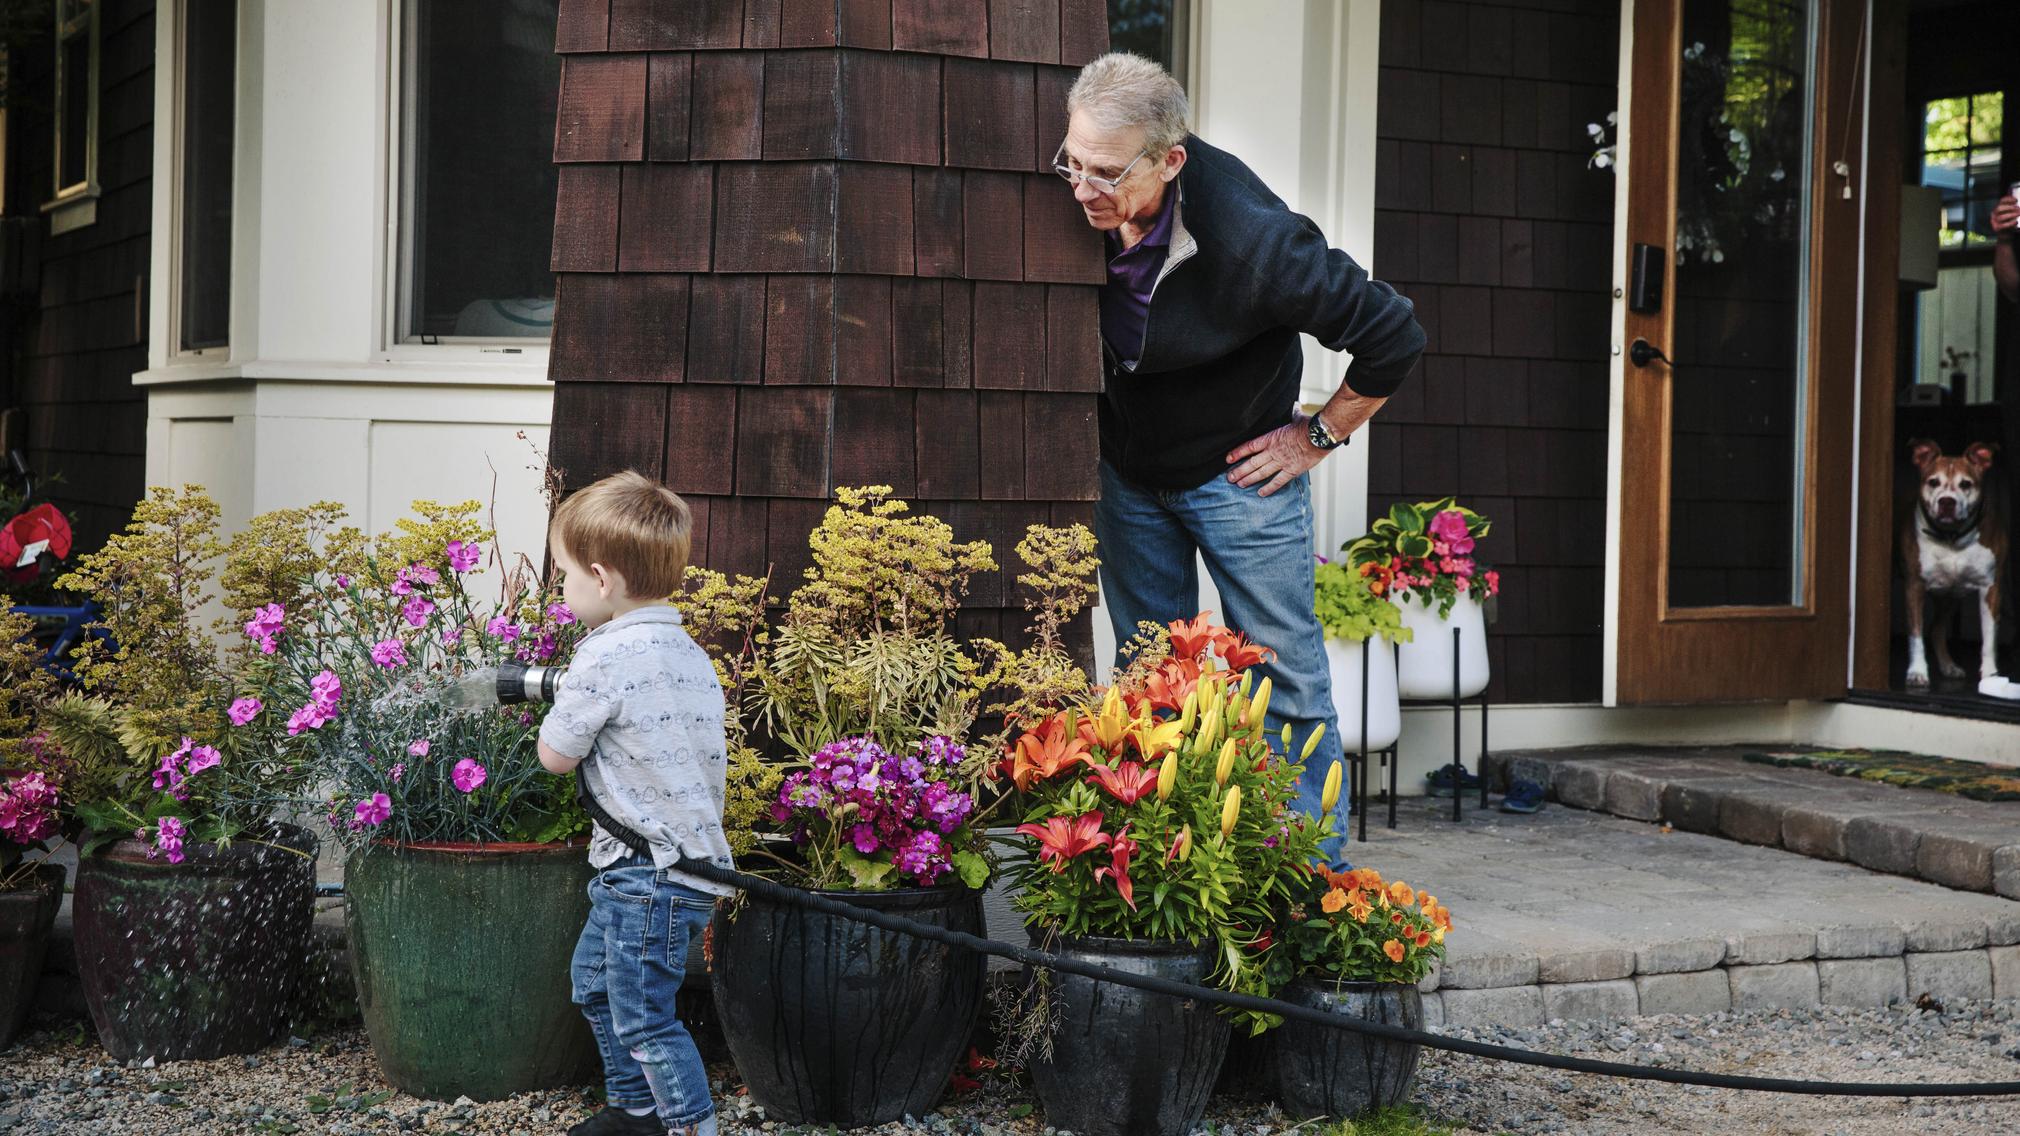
[
  {"x1": 243, "y1": 603, "x2": 284, "y2": 647},
  {"x1": 402, "y1": 596, "x2": 436, "y2": 627},
  {"x1": 852, "y1": 823, "x2": 880, "y2": 854},
  {"x1": 390, "y1": 762, "x2": 406, "y2": 783},
  {"x1": 916, "y1": 735, "x2": 964, "y2": 768},
  {"x1": 452, "y1": 759, "x2": 487, "y2": 793},
  {"x1": 228, "y1": 697, "x2": 263, "y2": 726},
  {"x1": 311, "y1": 669, "x2": 342, "y2": 703},
  {"x1": 408, "y1": 738, "x2": 431, "y2": 757},
  {"x1": 336, "y1": 574, "x2": 352, "y2": 589},
  {"x1": 442, "y1": 627, "x2": 463, "y2": 646},
  {"x1": 370, "y1": 638, "x2": 408, "y2": 669},
  {"x1": 184, "y1": 744, "x2": 221, "y2": 777},
  {"x1": 547, "y1": 602, "x2": 575, "y2": 626},
  {"x1": 485, "y1": 616, "x2": 521, "y2": 642},
  {"x1": 153, "y1": 816, "x2": 187, "y2": 865},
  {"x1": 354, "y1": 793, "x2": 391, "y2": 827},
  {"x1": 447, "y1": 540, "x2": 481, "y2": 573},
  {"x1": 408, "y1": 563, "x2": 441, "y2": 588}
]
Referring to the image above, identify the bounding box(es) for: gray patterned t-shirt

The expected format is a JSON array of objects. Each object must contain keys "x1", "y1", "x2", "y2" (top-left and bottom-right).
[{"x1": 537, "y1": 605, "x2": 735, "y2": 897}]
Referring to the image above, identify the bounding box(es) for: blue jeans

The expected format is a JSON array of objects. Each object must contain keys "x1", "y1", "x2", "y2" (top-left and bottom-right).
[
  {"x1": 1095, "y1": 461, "x2": 1350, "y2": 866},
  {"x1": 571, "y1": 856, "x2": 718, "y2": 1131}
]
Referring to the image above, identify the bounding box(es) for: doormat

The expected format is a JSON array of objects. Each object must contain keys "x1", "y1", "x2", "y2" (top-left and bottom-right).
[{"x1": 1741, "y1": 750, "x2": 2020, "y2": 802}]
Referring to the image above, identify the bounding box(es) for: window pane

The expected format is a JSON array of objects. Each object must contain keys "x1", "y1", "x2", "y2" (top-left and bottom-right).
[
  {"x1": 59, "y1": 33, "x2": 89, "y2": 188},
  {"x1": 180, "y1": 0, "x2": 235, "y2": 351},
  {"x1": 1968, "y1": 91, "x2": 2002, "y2": 145},
  {"x1": 404, "y1": 0, "x2": 560, "y2": 340},
  {"x1": 1109, "y1": 0, "x2": 1184, "y2": 79}
]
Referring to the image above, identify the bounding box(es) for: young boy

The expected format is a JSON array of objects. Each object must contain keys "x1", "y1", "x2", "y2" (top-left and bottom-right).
[{"x1": 537, "y1": 470, "x2": 735, "y2": 1136}]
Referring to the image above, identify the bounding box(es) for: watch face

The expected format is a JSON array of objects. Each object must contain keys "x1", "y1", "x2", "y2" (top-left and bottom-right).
[{"x1": 1308, "y1": 418, "x2": 1334, "y2": 448}]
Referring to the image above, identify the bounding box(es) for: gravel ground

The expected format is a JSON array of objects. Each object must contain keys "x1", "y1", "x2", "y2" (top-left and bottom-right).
[{"x1": 0, "y1": 1000, "x2": 2016, "y2": 1136}]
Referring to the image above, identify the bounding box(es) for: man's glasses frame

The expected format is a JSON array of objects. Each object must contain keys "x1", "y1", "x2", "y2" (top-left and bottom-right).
[{"x1": 1053, "y1": 141, "x2": 1149, "y2": 196}]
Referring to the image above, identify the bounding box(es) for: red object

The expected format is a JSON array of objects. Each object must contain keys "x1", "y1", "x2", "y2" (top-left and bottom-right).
[{"x1": 0, "y1": 504, "x2": 72, "y2": 582}]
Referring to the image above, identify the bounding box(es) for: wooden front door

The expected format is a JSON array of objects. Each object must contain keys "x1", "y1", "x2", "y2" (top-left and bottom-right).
[{"x1": 1614, "y1": 0, "x2": 1867, "y2": 703}]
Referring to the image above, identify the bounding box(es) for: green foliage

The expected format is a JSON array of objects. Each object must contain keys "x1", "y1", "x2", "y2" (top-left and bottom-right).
[
  {"x1": 1313, "y1": 562, "x2": 1411, "y2": 645},
  {"x1": 0, "y1": 600, "x2": 53, "y2": 767},
  {"x1": 1260, "y1": 863, "x2": 1451, "y2": 990}
]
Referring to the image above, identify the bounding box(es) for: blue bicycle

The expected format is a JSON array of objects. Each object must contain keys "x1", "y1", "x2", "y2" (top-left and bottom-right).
[{"x1": 3, "y1": 449, "x2": 113, "y2": 683}]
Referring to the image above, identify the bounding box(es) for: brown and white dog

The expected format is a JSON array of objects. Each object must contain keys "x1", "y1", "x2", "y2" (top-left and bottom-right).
[{"x1": 1899, "y1": 440, "x2": 2007, "y2": 691}]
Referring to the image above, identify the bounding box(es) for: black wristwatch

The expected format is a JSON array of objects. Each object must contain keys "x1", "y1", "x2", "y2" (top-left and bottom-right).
[{"x1": 1307, "y1": 413, "x2": 1349, "y2": 450}]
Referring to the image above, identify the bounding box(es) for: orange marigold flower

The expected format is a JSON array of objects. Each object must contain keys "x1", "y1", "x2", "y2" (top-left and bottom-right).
[
  {"x1": 1389, "y1": 881, "x2": 1416, "y2": 907},
  {"x1": 1383, "y1": 939, "x2": 1407, "y2": 963},
  {"x1": 1320, "y1": 887, "x2": 1348, "y2": 914}
]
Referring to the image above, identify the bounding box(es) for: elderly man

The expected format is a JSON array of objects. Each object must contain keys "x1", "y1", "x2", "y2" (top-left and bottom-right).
[{"x1": 1060, "y1": 53, "x2": 1425, "y2": 860}]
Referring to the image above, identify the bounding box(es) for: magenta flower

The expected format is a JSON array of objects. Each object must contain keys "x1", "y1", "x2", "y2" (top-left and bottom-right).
[
  {"x1": 0, "y1": 772, "x2": 61, "y2": 843},
  {"x1": 390, "y1": 762, "x2": 406, "y2": 783},
  {"x1": 244, "y1": 603, "x2": 284, "y2": 642},
  {"x1": 354, "y1": 792, "x2": 391, "y2": 827},
  {"x1": 402, "y1": 596, "x2": 436, "y2": 627},
  {"x1": 153, "y1": 816, "x2": 187, "y2": 864},
  {"x1": 185, "y1": 744, "x2": 222, "y2": 777},
  {"x1": 547, "y1": 602, "x2": 575, "y2": 626},
  {"x1": 485, "y1": 616, "x2": 521, "y2": 642},
  {"x1": 441, "y1": 627, "x2": 463, "y2": 646},
  {"x1": 336, "y1": 574, "x2": 352, "y2": 589},
  {"x1": 1427, "y1": 509, "x2": 1476, "y2": 555},
  {"x1": 447, "y1": 540, "x2": 481, "y2": 573},
  {"x1": 370, "y1": 638, "x2": 409, "y2": 669},
  {"x1": 408, "y1": 738, "x2": 431, "y2": 757},
  {"x1": 452, "y1": 759, "x2": 487, "y2": 793},
  {"x1": 311, "y1": 669, "x2": 342, "y2": 703},
  {"x1": 408, "y1": 563, "x2": 440, "y2": 588},
  {"x1": 228, "y1": 697, "x2": 263, "y2": 725}
]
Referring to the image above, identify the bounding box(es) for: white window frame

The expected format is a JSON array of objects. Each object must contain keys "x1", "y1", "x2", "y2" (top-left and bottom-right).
[
  {"x1": 378, "y1": 0, "x2": 552, "y2": 363},
  {"x1": 165, "y1": 0, "x2": 236, "y2": 362},
  {"x1": 43, "y1": 0, "x2": 101, "y2": 234}
]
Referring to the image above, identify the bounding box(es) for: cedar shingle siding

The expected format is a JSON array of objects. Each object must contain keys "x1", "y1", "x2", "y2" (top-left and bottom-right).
[
  {"x1": 1373, "y1": 0, "x2": 1619, "y2": 703},
  {"x1": 545, "y1": 0, "x2": 1107, "y2": 651},
  {"x1": 1, "y1": 0, "x2": 154, "y2": 552}
]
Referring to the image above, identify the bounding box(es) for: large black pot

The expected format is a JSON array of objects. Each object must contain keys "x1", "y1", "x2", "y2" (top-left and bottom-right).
[
  {"x1": 1271, "y1": 978, "x2": 1422, "y2": 1118},
  {"x1": 0, "y1": 863, "x2": 67, "y2": 1048},
  {"x1": 712, "y1": 884, "x2": 984, "y2": 1128},
  {"x1": 72, "y1": 825, "x2": 317, "y2": 1061},
  {"x1": 1027, "y1": 934, "x2": 1229, "y2": 1136}
]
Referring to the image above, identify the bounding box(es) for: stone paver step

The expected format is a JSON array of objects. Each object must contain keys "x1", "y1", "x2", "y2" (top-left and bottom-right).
[{"x1": 1482, "y1": 745, "x2": 2020, "y2": 898}]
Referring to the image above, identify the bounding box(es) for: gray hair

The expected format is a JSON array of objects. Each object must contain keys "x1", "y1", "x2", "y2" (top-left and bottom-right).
[{"x1": 1066, "y1": 52, "x2": 1191, "y2": 156}]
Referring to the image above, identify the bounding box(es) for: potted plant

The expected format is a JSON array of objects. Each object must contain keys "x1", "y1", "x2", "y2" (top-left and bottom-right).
[
  {"x1": 236, "y1": 497, "x2": 594, "y2": 1101},
  {"x1": 41, "y1": 488, "x2": 321, "y2": 1063},
  {"x1": 1314, "y1": 558, "x2": 1410, "y2": 752},
  {"x1": 999, "y1": 615, "x2": 1338, "y2": 1136},
  {"x1": 0, "y1": 606, "x2": 66, "y2": 1048},
  {"x1": 1344, "y1": 499, "x2": 1499, "y2": 700},
  {"x1": 696, "y1": 489, "x2": 1099, "y2": 1129},
  {"x1": 1259, "y1": 863, "x2": 1452, "y2": 1118}
]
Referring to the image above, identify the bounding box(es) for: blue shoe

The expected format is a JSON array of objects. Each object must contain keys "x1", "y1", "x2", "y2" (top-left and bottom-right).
[
  {"x1": 1424, "y1": 764, "x2": 1481, "y2": 798},
  {"x1": 1499, "y1": 777, "x2": 1545, "y2": 814}
]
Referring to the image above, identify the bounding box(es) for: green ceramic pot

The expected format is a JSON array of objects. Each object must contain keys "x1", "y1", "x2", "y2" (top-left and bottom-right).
[{"x1": 345, "y1": 840, "x2": 596, "y2": 1101}]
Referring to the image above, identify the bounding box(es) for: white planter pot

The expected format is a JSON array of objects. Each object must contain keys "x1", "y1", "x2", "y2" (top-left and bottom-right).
[
  {"x1": 1324, "y1": 636, "x2": 1402, "y2": 752},
  {"x1": 1393, "y1": 592, "x2": 1490, "y2": 700}
]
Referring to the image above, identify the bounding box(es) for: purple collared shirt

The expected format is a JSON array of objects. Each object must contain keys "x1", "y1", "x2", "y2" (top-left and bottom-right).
[{"x1": 1099, "y1": 188, "x2": 1177, "y2": 369}]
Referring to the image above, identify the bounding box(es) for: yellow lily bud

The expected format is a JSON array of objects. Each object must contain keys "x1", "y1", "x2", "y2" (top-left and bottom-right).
[
  {"x1": 1215, "y1": 738, "x2": 1238, "y2": 786},
  {"x1": 1157, "y1": 753, "x2": 1178, "y2": 801},
  {"x1": 1246, "y1": 677, "x2": 1273, "y2": 730},
  {"x1": 1299, "y1": 722, "x2": 1328, "y2": 761},
  {"x1": 1193, "y1": 707, "x2": 1221, "y2": 756},
  {"x1": 1280, "y1": 723, "x2": 1293, "y2": 748},
  {"x1": 1240, "y1": 671, "x2": 1254, "y2": 698},
  {"x1": 1320, "y1": 760, "x2": 1344, "y2": 814},
  {"x1": 1220, "y1": 785, "x2": 1242, "y2": 838},
  {"x1": 1177, "y1": 690, "x2": 1198, "y2": 734},
  {"x1": 1175, "y1": 824, "x2": 1193, "y2": 861}
]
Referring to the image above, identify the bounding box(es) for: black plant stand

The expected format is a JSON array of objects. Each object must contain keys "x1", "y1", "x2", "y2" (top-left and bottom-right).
[{"x1": 1396, "y1": 627, "x2": 1491, "y2": 823}]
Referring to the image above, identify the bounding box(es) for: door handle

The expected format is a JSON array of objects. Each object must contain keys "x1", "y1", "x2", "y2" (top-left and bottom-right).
[{"x1": 1629, "y1": 338, "x2": 1671, "y2": 368}]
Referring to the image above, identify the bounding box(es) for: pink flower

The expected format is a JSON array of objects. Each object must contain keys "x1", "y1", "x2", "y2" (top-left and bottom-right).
[
  {"x1": 408, "y1": 563, "x2": 440, "y2": 588},
  {"x1": 354, "y1": 792, "x2": 391, "y2": 827},
  {"x1": 311, "y1": 669, "x2": 342, "y2": 703},
  {"x1": 485, "y1": 617, "x2": 521, "y2": 642},
  {"x1": 402, "y1": 596, "x2": 436, "y2": 627},
  {"x1": 408, "y1": 738, "x2": 431, "y2": 757},
  {"x1": 153, "y1": 816, "x2": 187, "y2": 865},
  {"x1": 228, "y1": 697, "x2": 263, "y2": 726},
  {"x1": 1428, "y1": 509, "x2": 1476, "y2": 555},
  {"x1": 335, "y1": 574, "x2": 352, "y2": 589},
  {"x1": 185, "y1": 744, "x2": 222, "y2": 776},
  {"x1": 447, "y1": 540, "x2": 481, "y2": 573},
  {"x1": 243, "y1": 603, "x2": 285, "y2": 646},
  {"x1": 452, "y1": 759, "x2": 487, "y2": 793},
  {"x1": 441, "y1": 627, "x2": 463, "y2": 646},
  {"x1": 370, "y1": 638, "x2": 408, "y2": 669},
  {"x1": 390, "y1": 763, "x2": 406, "y2": 783},
  {"x1": 547, "y1": 602, "x2": 575, "y2": 626}
]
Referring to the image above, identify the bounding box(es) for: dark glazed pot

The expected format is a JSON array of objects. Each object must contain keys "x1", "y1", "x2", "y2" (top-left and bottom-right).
[
  {"x1": 0, "y1": 863, "x2": 67, "y2": 1048},
  {"x1": 1213, "y1": 1024, "x2": 1276, "y2": 1103},
  {"x1": 1027, "y1": 934, "x2": 1229, "y2": 1136},
  {"x1": 1270, "y1": 978, "x2": 1422, "y2": 1118},
  {"x1": 346, "y1": 840, "x2": 596, "y2": 1101},
  {"x1": 712, "y1": 885, "x2": 985, "y2": 1129},
  {"x1": 72, "y1": 825, "x2": 316, "y2": 1061}
]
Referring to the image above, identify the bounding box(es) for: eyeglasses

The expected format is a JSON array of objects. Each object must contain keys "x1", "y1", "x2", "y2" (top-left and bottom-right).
[{"x1": 1053, "y1": 141, "x2": 1149, "y2": 196}]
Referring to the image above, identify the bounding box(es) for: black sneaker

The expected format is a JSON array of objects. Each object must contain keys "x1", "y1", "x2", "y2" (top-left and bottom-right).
[{"x1": 569, "y1": 1108, "x2": 667, "y2": 1136}]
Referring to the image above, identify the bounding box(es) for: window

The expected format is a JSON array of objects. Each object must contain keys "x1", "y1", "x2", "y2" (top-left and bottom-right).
[
  {"x1": 45, "y1": 0, "x2": 99, "y2": 232},
  {"x1": 396, "y1": 0, "x2": 560, "y2": 344},
  {"x1": 177, "y1": 0, "x2": 236, "y2": 353},
  {"x1": 1920, "y1": 92, "x2": 2003, "y2": 249},
  {"x1": 1108, "y1": 0, "x2": 1190, "y2": 86}
]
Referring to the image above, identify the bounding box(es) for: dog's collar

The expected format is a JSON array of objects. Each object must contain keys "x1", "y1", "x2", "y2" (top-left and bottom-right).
[{"x1": 1918, "y1": 501, "x2": 1982, "y2": 543}]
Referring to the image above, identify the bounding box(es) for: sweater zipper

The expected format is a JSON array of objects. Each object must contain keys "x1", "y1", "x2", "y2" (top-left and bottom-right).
[{"x1": 1127, "y1": 202, "x2": 1197, "y2": 374}]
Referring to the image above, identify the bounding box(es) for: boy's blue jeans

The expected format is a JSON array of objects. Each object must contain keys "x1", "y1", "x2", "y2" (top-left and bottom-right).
[
  {"x1": 571, "y1": 856, "x2": 718, "y2": 1132},
  {"x1": 1095, "y1": 461, "x2": 1351, "y2": 867}
]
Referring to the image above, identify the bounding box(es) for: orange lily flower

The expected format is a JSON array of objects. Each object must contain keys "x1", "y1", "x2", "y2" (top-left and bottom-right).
[
  {"x1": 1006, "y1": 715, "x2": 1094, "y2": 790},
  {"x1": 1087, "y1": 760, "x2": 1161, "y2": 806},
  {"x1": 1215, "y1": 630, "x2": 1274, "y2": 672},
  {"x1": 1015, "y1": 812, "x2": 1112, "y2": 873},
  {"x1": 1092, "y1": 826, "x2": 1139, "y2": 910},
  {"x1": 1141, "y1": 657, "x2": 1203, "y2": 713},
  {"x1": 1167, "y1": 612, "x2": 1218, "y2": 660}
]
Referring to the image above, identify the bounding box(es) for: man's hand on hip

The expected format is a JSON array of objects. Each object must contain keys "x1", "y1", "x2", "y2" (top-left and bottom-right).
[{"x1": 1226, "y1": 412, "x2": 1328, "y2": 497}]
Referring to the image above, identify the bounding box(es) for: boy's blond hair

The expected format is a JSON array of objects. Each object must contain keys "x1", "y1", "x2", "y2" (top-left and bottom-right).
[{"x1": 549, "y1": 470, "x2": 693, "y2": 599}]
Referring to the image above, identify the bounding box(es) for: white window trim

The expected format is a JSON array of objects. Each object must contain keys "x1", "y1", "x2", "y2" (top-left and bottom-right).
[
  {"x1": 163, "y1": 0, "x2": 236, "y2": 363},
  {"x1": 377, "y1": 0, "x2": 553, "y2": 364},
  {"x1": 43, "y1": 0, "x2": 102, "y2": 234}
]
